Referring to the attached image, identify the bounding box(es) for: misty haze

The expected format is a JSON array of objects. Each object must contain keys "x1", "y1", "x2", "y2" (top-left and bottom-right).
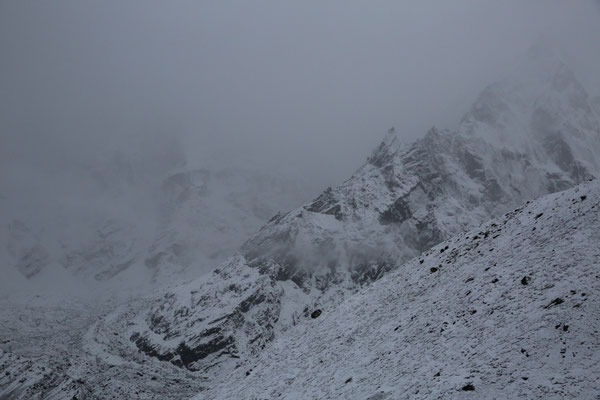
[{"x1": 1, "y1": 1, "x2": 600, "y2": 399}]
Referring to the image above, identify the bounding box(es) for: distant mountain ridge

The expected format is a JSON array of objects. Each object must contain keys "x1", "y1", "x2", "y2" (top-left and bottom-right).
[{"x1": 1, "y1": 153, "x2": 309, "y2": 291}]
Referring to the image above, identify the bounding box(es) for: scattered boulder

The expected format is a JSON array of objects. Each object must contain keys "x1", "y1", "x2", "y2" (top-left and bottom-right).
[
  {"x1": 545, "y1": 298, "x2": 564, "y2": 308},
  {"x1": 311, "y1": 309, "x2": 322, "y2": 319}
]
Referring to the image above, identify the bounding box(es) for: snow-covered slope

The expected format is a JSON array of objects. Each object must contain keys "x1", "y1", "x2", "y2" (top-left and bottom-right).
[
  {"x1": 0, "y1": 294, "x2": 206, "y2": 399},
  {"x1": 209, "y1": 180, "x2": 600, "y2": 399},
  {"x1": 125, "y1": 47, "x2": 600, "y2": 378},
  {"x1": 1, "y1": 181, "x2": 597, "y2": 399}
]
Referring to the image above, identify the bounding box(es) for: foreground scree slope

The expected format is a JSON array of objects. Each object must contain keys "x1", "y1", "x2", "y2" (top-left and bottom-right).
[
  {"x1": 209, "y1": 181, "x2": 600, "y2": 399},
  {"x1": 126, "y1": 44, "x2": 600, "y2": 378}
]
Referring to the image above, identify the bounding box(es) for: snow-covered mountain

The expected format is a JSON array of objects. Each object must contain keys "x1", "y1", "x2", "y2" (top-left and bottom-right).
[
  {"x1": 3, "y1": 178, "x2": 596, "y2": 399},
  {"x1": 124, "y1": 46, "x2": 600, "y2": 382},
  {"x1": 2, "y1": 44, "x2": 600, "y2": 399},
  {"x1": 208, "y1": 180, "x2": 600, "y2": 399}
]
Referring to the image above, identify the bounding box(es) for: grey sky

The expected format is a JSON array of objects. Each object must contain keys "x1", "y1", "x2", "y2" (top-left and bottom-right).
[{"x1": 1, "y1": 1, "x2": 599, "y2": 190}]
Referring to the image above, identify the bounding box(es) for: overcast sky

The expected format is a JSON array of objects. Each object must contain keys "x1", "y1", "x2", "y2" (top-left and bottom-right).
[{"x1": 1, "y1": 1, "x2": 600, "y2": 190}]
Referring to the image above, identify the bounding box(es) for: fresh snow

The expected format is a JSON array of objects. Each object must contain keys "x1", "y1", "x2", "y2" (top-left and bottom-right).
[
  {"x1": 1, "y1": 44, "x2": 599, "y2": 399},
  {"x1": 207, "y1": 181, "x2": 600, "y2": 399},
  {"x1": 124, "y1": 47, "x2": 600, "y2": 385}
]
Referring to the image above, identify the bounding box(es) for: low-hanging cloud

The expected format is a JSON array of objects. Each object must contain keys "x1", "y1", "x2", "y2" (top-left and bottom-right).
[
  {"x1": 1, "y1": 1, "x2": 599, "y2": 191},
  {"x1": 1, "y1": 2, "x2": 599, "y2": 293}
]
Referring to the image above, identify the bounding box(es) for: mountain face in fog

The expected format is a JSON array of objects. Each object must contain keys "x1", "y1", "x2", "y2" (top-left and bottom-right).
[
  {"x1": 592, "y1": 95, "x2": 600, "y2": 113},
  {"x1": 124, "y1": 47, "x2": 600, "y2": 377},
  {"x1": 144, "y1": 167, "x2": 308, "y2": 282},
  {"x1": 243, "y1": 44, "x2": 599, "y2": 281},
  {"x1": 0, "y1": 136, "x2": 309, "y2": 292}
]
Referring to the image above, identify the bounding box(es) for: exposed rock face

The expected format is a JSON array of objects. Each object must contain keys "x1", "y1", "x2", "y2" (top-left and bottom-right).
[
  {"x1": 129, "y1": 257, "x2": 309, "y2": 373},
  {"x1": 127, "y1": 48, "x2": 600, "y2": 378}
]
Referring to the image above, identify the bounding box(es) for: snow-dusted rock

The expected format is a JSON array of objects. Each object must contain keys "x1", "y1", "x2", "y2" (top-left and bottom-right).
[{"x1": 208, "y1": 180, "x2": 600, "y2": 399}]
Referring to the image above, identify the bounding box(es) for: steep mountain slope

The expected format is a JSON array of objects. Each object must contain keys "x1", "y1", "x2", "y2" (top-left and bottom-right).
[
  {"x1": 209, "y1": 180, "x2": 600, "y2": 399},
  {"x1": 125, "y1": 47, "x2": 600, "y2": 377},
  {"x1": 244, "y1": 43, "x2": 600, "y2": 282}
]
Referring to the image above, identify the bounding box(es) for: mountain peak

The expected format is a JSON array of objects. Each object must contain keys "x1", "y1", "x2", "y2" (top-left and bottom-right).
[
  {"x1": 511, "y1": 42, "x2": 585, "y2": 105},
  {"x1": 525, "y1": 38, "x2": 565, "y2": 66},
  {"x1": 368, "y1": 127, "x2": 404, "y2": 168},
  {"x1": 513, "y1": 37, "x2": 571, "y2": 82},
  {"x1": 459, "y1": 41, "x2": 600, "y2": 161}
]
